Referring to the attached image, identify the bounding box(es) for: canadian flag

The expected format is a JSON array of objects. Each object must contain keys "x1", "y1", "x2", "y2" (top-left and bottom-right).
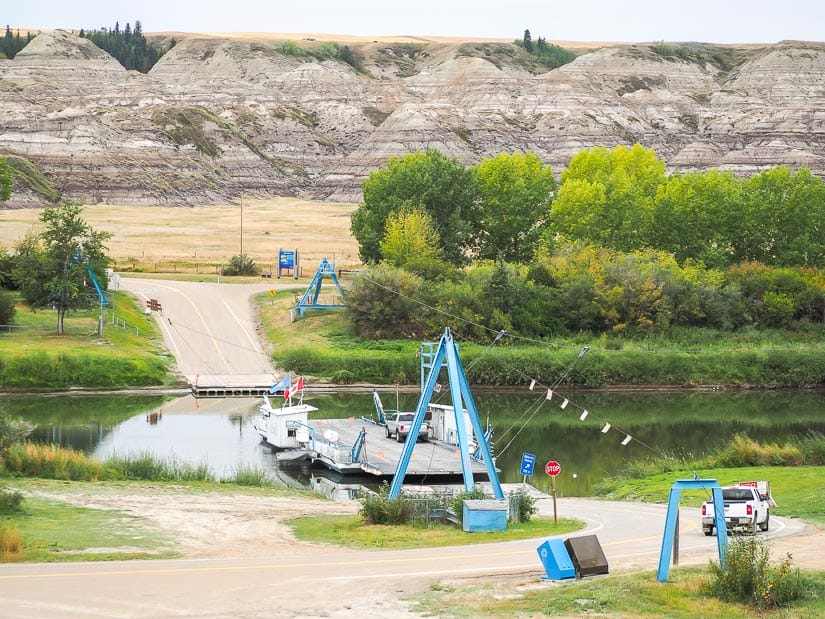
[{"x1": 284, "y1": 375, "x2": 304, "y2": 400}]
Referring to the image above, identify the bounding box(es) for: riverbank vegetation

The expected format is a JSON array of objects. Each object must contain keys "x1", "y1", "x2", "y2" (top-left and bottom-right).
[
  {"x1": 262, "y1": 289, "x2": 825, "y2": 387},
  {"x1": 0, "y1": 442, "x2": 275, "y2": 485},
  {"x1": 257, "y1": 144, "x2": 825, "y2": 388}
]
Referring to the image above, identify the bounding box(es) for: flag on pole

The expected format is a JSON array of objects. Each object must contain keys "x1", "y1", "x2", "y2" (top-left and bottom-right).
[
  {"x1": 269, "y1": 374, "x2": 290, "y2": 394},
  {"x1": 285, "y1": 375, "x2": 304, "y2": 400}
]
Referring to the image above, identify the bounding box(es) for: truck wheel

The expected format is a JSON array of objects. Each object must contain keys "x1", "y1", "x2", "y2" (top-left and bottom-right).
[
  {"x1": 703, "y1": 526, "x2": 714, "y2": 537},
  {"x1": 396, "y1": 432, "x2": 403, "y2": 443},
  {"x1": 385, "y1": 426, "x2": 391, "y2": 438},
  {"x1": 759, "y1": 512, "x2": 770, "y2": 532}
]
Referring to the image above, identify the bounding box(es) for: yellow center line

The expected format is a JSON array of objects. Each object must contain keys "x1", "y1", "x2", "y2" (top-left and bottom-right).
[{"x1": 152, "y1": 282, "x2": 229, "y2": 372}]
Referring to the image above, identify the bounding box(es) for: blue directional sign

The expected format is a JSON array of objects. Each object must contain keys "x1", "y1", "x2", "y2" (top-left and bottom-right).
[{"x1": 520, "y1": 452, "x2": 536, "y2": 476}]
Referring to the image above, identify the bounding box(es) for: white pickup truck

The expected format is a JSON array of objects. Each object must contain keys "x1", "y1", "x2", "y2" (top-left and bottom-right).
[
  {"x1": 701, "y1": 481, "x2": 776, "y2": 536},
  {"x1": 385, "y1": 412, "x2": 430, "y2": 443}
]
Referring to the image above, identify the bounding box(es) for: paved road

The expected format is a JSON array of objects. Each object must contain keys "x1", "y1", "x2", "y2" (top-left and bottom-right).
[
  {"x1": 119, "y1": 277, "x2": 295, "y2": 388},
  {"x1": 0, "y1": 499, "x2": 806, "y2": 618}
]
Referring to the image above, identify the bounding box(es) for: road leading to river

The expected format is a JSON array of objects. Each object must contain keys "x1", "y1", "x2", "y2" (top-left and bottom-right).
[
  {"x1": 0, "y1": 497, "x2": 810, "y2": 618},
  {"x1": 119, "y1": 276, "x2": 296, "y2": 388}
]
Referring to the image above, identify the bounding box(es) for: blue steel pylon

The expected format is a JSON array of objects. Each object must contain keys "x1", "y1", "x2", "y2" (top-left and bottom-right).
[
  {"x1": 294, "y1": 257, "x2": 346, "y2": 317},
  {"x1": 388, "y1": 327, "x2": 504, "y2": 499}
]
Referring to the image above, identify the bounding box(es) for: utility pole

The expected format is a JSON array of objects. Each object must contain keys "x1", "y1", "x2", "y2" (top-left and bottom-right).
[{"x1": 240, "y1": 194, "x2": 244, "y2": 257}]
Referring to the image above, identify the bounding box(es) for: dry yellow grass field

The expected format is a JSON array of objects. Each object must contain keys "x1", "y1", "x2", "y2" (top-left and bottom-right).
[{"x1": 0, "y1": 198, "x2": 362, "y2": 272}]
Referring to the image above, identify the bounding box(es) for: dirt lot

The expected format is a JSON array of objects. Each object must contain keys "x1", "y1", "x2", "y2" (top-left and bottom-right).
[
  {"x1": 26, "y1": 483, "x2": 825, "y2": 571},
  {"x1": 27, "y1": 484, "x2": 361, "y2": 559}
]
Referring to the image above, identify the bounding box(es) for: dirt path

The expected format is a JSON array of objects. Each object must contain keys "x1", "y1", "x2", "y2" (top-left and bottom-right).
[{"x1": 27, "y1": 484, "x2": 361, "y2": 559}]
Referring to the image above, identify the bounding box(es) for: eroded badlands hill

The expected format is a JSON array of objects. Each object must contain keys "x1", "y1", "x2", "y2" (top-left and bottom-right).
[{"x1": 1, "y1": 30, "x2": 823, "y2": 206}]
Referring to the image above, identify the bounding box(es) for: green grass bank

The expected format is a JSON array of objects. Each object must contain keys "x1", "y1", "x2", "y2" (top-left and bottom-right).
[
  {"x1": 0, "y1": 291, "x2": 175, "y2": 391},
  {"x1": 261, "y1": 290, "x2": 825, "y2": 388}
]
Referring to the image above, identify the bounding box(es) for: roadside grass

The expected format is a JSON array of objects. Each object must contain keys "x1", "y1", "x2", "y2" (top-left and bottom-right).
[
  {"x1": 287, "y1": 514, "x2": 583, "y2": 549},
  {"x1": 414, "y1": 566, "x2": 825, "y2": 618},
  {"x1": 594, "y1": 465, "x2": 825, "y2": 527},
  {"x1": 0, "y1": 291, "x2": 174, "y2": 390},
  {"x1": 0, "y1": 478, "x2": 315, "y2": 562},
  {"x1": 1, "y1": 493, "x2": 177, "y2": 562}
]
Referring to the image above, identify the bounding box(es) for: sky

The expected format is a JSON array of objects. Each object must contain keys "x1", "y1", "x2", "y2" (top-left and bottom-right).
[{"x1": 5, "y1": 0, "x2": 824, "y2": 44}]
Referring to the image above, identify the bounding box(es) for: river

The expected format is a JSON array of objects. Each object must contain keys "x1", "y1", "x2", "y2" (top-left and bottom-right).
[{"x1": 7, "y1": 389, "x2": 825, "y2": 495}]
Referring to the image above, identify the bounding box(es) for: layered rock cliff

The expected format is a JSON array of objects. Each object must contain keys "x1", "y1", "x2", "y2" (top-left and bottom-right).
[{"x1": 1, "y1": 30, "x2": 823, "y2": 207}]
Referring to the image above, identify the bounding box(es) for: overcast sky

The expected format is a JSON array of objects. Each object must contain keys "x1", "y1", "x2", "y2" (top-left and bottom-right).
[{"x1": 5, "y1": 1, "x2": 824, "y2": 44}]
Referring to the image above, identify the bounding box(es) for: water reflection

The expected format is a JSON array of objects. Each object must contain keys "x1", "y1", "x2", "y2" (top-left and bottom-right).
[{"x1": 9, "y1": 390, "x2": 825, "y2": 495}]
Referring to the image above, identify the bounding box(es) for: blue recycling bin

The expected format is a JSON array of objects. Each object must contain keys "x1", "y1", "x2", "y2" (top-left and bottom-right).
[{"x1": 537, "y1": 539, "x2": 576, "y2": 580}]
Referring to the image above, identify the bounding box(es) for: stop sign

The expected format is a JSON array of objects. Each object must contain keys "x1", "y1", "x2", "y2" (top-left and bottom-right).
[{"x1": 545, "y1": 460, "x2": 561, "y2": 477}]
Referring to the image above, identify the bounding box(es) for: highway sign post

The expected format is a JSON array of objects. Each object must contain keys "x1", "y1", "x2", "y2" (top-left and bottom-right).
[
  {"x1": 545, "y1": 459, "x2": 561, "y2": 524},
  {"x1": 520, "y1": 452, "x2": 536, "y2": 492}
]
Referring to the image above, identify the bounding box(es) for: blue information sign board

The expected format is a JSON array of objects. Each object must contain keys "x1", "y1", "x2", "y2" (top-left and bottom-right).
[
  {"x1": 279, "y1": 250, "x2": 295, "y2": 268},
  {"x1": 520, "y1": 452, "x2": 536, "y2": 476}
]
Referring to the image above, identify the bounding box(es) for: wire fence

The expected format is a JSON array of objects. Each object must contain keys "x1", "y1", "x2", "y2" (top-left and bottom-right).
[
  {"x1": 357, "y1": 487, "x2": 535, "y2": 527},
  {"x1": 1, "y1": 312, "x2": 146, "y2": 338},
  {"x1": 110, "y1": 253, "x2": 362, "y2": 277}
]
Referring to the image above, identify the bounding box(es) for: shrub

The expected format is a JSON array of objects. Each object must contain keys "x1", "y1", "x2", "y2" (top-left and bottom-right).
[
  {"x1": 509, "y1": 489, "x2": 537, "y2": 522},
  {"x1": 0, "y1": 524, "x2": 23, "y2": 560},
  {"x1": 222, "y1": 254, "x2": 257, "y2": 276},
  {"x1": 0, "y1": 288, "x2": 15, "y2": 324},
  {"x1": 451, "y1": 486, "x2": 489, "y2": 526},
  {"x1": 702, "y1": 535, "x2": 811, "y2": 610},
  {"x1": 360, "y1": 483, "x2": 414, "y2": 525},
  {"x1": 0, "y1": 487, "x2": 24, "y2": 513}
]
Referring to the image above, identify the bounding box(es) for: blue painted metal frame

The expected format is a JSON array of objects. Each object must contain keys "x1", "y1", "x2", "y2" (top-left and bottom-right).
[
  {"x1": 388, "y1": 327, "x2": 504, "y2": 500},
  {"x1": 295, "y1": 257, "x2": 346, "y2": 317},
  {"x1": 73, "y1": 250, "x2": 111, "y2": 307},
  {"x1": 351, "y1": 427, "x2": 366, "y2": 462},
  {"x1": 657, "y1": 478, "x2": 728, "y2": 582}
]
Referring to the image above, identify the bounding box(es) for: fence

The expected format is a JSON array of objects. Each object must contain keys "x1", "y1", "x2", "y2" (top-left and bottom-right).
[
  {"x1": 1, "y1": 312, "x2": 146, "y2": 339},
  {"x1": 110, "y1": 254, "x2": 362, "y2": 277},
  {"x1": 357, "y1": 487, "x2": 535, "y2": 527}
]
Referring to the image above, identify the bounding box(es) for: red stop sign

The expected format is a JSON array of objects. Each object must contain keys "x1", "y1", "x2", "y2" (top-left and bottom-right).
[{"x1": 545, "y1": 460, "x2": 561, "y2": 477}]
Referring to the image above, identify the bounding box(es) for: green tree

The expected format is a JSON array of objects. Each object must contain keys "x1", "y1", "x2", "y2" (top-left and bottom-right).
[
  {"x1": 551, "y1": 144, "x2": 666, "y2": 251},
  {"x1": 522, "y1": 29, "x2": 533, "y2": 52},
  {"x1": 351, "y1": 149, "x2": 478, "y2": 265},
  {"x1": 345, "y1": 264, "x2": 431, "y2": 338},
  {"x1": 475, "y1": 151, "x2": 557, "y2": 263},
  {"x1": 0, "y1": 289, "x2": 15, "y2": 325},
  {"x1": 379, "y1": 208, "x2": 442, "y2": 267},
  {"x1": 651, "y1": 169, "x2": 741, "y2": 268},
  {"x1": 0, "y1": 156, "x2": 12, "y2": 201},
  {"x1": 81, "y1": 20, "x2": 166, "y2": 73},
  {"x1": 13, "y1": 201, "x2": 111, "y2": 335},
  {"x1": 736, "y1": 167, "x2": 825, "y2": 267}
]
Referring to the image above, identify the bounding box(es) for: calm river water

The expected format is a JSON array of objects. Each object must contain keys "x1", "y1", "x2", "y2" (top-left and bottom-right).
[{"x1": 8, "y1": 389, "x2": 825, "y2": 495}]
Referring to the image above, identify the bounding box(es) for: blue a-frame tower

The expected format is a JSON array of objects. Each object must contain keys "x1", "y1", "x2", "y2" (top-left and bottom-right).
[
  {"x1": 294, "y1": 257, "x2": 346, "y2": 318},
  {"x1": 388, "y1": 327, "x2": 504, "y2": 500}
]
